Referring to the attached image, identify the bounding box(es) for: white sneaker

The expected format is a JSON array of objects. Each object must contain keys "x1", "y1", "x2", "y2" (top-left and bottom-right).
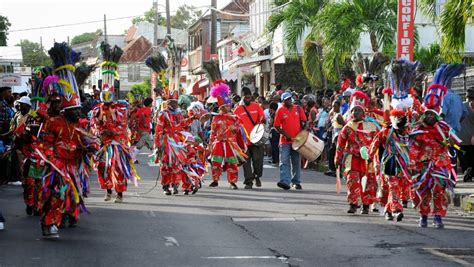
[{"x1": 0, "y1": 222, "x2": 4, "y2": 231}]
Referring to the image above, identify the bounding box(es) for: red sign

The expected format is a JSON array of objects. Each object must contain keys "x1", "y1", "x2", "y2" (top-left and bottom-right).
[
  {"x1": 210, "y1": 54, "x2": 219, "y2": 61},
  {"x1": 396, "y1": 0, "x2": 415, "y2": 61}
]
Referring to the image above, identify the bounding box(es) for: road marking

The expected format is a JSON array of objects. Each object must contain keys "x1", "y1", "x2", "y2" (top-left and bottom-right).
[
  {"x1": 143, "y1": 210, "x2": 156, "y2": 218},
  {"x1": 203, "y1": 256, "x2": 287, "y2": 260},
  {"x1": 232, "y1": 217, "x2": 295, "y2": 222},
  {"x1": 423, "y1": 248, "x2": 473, "y2": 266},
  {"x1": 163, "y1": 236, "x2": 179, "y2": 246}
]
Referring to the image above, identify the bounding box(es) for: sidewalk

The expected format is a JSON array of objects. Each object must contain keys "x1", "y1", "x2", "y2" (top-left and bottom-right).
[{"x1": 454, "y1": 176, "x2": 474, "y2": 212}]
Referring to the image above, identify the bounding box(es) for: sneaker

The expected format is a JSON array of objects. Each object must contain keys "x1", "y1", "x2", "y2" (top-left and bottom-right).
[
  {"x1": 347, "y1": 204, "x2": 357, "y2": 214},
  {"x1": 385, "y1": 212, "x2": 394, "y2": 221},
  {"x1": 230, "y1": 183, "x2": 238, "y2": 190},
  {"x1": 371, "y1": 203, "x2": 380, "y2": 212},
  {"x1": 172, "y1": 185, "x2": 179, "y2": 195},
  {"x1": 104, "y1": 192, "x2": 112, "y2": 201},
  {"x1": 42, "y1": 225, "x2": 59, "y2": 239},
  {"x1": 183, "y1": 190, "x2": 190, "y2": 195},
  {"x1": 163, "y1": 186, "x2": 172, "y2": 195},
  {"x1": 209, "y1": 181, "x2": 219, "y2": 187},
  {"x1": 255, "y1": 177, "x2": 262, "y2": 187},
  {"x1": 433, "y1": 215, "x2": 444, "y2": 229},
  {"x1": 192, "y1": 187, "x2": 199, "y2": 194},
  {"x1": 324, "y1": 171, "x2": 336, "y2": 177},
  {"x1": 419, "y1": 216, "x2": 428, "y2": 228},
  {"x1": 402, "y1": 201, "x2": 409, "y2": 208},
  {"x1": 395, "y1": 212, "x2": 404, "y2": 222},
  {"x1": 244, "y1": 184, "x2": 253, "y2": 189},
  {"x1": 361, "y1": 205, "x2": 370, "y2": 214},
  {"x1": 292, "y1": 184, "x2": 302, "y2": 190},
  {"x1": 26, "y1": 205, "x2": 33, "y2": 216},
  {"x1": 277, "y1": 182, "x2": 290, "y2": 190},
  {"x1": 68, "y1": 217, "x2": 78, "y2": 228},
  {"x1": 463, "y1": 167, "x2": 472, "y2": 182},
  {"x1": 114, "y1": 195, "x2": 123, "y2": 203}
]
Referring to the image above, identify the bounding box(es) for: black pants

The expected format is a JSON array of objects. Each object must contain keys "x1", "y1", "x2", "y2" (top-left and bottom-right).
[
  {"x1": 243, "y1": 145, "x2": 264, "y2": 185},
  {"x1": 327, "y1": 142, "x2": 336, "y2": 172},
  {"x1": 459, "y1": 145, "x2": 474, "y2": 173},
  {"x1": 270, "y1": 129, "x2": 280, "y2": 164}
]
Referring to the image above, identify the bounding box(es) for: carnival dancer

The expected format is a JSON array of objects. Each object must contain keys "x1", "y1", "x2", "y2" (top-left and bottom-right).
[
  {"x1": 91, "y1": 42, "x2": 138, "y2": 203},
  {"x1": 134, "y1": 97, "x2": 154, "y2": 151},
  {"x1": 409, "y1": 64, "x2": 463, "y2": 228},
  {"x1": 208, "y1": 80, "x2": 247, "y2": 189},
  {"x1": 234, "y1": 87, "x2": 266, "y2": 189},
  {"x1": 36, "y1": 42, "x2": 97, "y2": 238},
  {"x1": 154, "y1": 98, "x2": 194, "y2": 195},
  {"x1": 335, "y1": 91, "x2": 380, "y2": 214},
  {"x1": 369, "y1": 59, "x2": 419, "y2": 221},
  {"x1": 179, "y1": 133, "x2": 206, "y2": 194},
  {"x1": 274, "y1": 92, "x2": 307, "y2": 190}
]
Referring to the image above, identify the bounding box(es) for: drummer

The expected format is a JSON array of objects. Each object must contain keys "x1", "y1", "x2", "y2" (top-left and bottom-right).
[
  {"x1": 234, "y1": 87, "x2": 266, "y2": 189},
  {"x1": 274, "y1": 92, "x2": 307, "y2": 190}
]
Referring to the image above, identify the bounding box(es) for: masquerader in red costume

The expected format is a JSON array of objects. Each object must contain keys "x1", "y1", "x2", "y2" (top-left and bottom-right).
[
  {"x1": 208, "y1": 80, "x2": 247, "y2": 189},
  {"x1": 154, "y1": 98, "x2": 194, "y2": 195},
  {"x1": 37, "y1": 42, "x2": 98, "y2": 238},
  {"x1": 410, "y1": 64, "x2": 462, "y2": 228},
  {"x1": 335, "y1": 91, "x2": 380, "y2": 214}
]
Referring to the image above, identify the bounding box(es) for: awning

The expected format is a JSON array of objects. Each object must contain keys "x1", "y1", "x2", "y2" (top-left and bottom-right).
[
  {"x1": 232, "y1": 55, "x2": 272, "y2": 67},
  {"x1": 187, "y1": 78, "x2": 209, "y2": 95}
]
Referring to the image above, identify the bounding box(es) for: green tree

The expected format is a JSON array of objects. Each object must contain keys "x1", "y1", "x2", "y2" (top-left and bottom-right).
[
  {"x1": 16, "y1": 40, "x2": 52, "y2": 67},
  {"x1": 128, "y1": 77, "x2": 151, "y2": 101},
  {"x1": 71, "y1": 29, "x2": 103, "y2": 45},
  {"x1": 0, "y1": 16, "x2": 12, "y2": 46},
  {"x1": 315, "y1": 0, "x2": 397, "y2": 80},
  {"x1": 419, "y1": 0, "x2": 474, "y2": 63},
  {"x1": 266, "y1": 0, "x2": 328, "y2": 89},
  {"x1": 414, "y1": 43, "x2": 442, "y2": 73},
  {"x1": 171, "y1": 4, "x2": 203, "y2": 29},
  {"x1": 133, "y1": 5, "x2": 202, "y2": 29}
]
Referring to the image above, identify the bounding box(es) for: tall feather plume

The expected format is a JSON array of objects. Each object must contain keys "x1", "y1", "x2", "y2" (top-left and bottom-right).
[
  {"x1": 389, "y1": 59, "x2": 419, "y2": 109},
  {"x1": 433, "y1": 64, "x2": 448, "y2": 85},
  {"x1": 74, "y1": 62, "x2": 97, "y2": 88},
  {"x1": 368, "y1": 52, "x2": 390, "y2": 75},
  {"x1": 145, "y1": 54, "x2": 168, "y2": 73},
  {"x1": 440, "y1": 64, "x2": 465, "y2": 88}
]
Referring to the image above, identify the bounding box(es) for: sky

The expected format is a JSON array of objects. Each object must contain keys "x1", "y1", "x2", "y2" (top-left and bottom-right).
[{"x1": 1, "y1": 0, "x2": 232, "y2": 49}]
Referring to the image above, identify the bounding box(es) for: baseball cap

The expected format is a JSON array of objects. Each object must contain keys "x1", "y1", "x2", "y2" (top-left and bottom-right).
[
  {"x1": 18, "y1": 96, "x2": 31, "y2": 106},
  {"x1": 282, "y1": 92, "x2": 292, "y2": 101}
]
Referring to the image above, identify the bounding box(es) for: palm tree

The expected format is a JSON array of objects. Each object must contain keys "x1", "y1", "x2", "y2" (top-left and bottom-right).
[
  {"x1": 267, "y1": 0, "x2": 328, "y2": 89},
  {"x1": 314, "y1": 0, "x2": 397, "y2": 79},
  {"x1": 419, "y1": 0, "x2": 474, "y2": 62}
]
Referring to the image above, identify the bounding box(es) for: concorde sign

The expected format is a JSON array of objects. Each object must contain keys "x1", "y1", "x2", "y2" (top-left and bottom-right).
[
  {"x1": 396, "y1": 0, "x2": 415, "y2": 60},
  {"x1": 0, "y1": 73, "x2": 22, "y2": 87}
]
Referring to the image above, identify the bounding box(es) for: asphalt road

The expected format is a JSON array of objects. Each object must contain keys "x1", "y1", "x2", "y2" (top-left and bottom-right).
[{"x1": 1, "y1": 149, "x2": 473, "y2": 267}]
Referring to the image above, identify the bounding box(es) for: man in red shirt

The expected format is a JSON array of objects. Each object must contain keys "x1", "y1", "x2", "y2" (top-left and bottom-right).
[
  {"x1": 135, "y1": 97, "x2": 153, "y2": 150},
  {"x1": 274, "y1": 92, "x2": 307, "y2": 190},
  {"x1": 234, "y1": 87, "x2": 266, "y2": 189}
]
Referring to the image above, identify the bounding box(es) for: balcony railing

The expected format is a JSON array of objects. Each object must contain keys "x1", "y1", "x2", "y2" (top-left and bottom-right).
[{"x1": 189, "y1": 46, "x2": 202, "y2": 72}]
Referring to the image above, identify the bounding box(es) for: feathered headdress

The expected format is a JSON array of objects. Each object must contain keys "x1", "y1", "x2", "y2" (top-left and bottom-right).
[
  {"x1": 210, "y1": 80, "x2": 231, "y2": 106},
  {"x1": 349, "y1": 91, "x2": 370, "y2": 112},
  {"x1": 145, "y1": 54, "x2": 168, "y2": 73},
  {"x1": 48, "y1": 42, "x2": 82, "y2": 110},
  {"x1": 389, "y1": 59, "x2": 419, "y2": 110},
  {"x1": 423, "y1": 64, "x2": 465, "y2": 114},
  {"x1": 100, "y1": 42, "x2": 123, "y2": 103}
]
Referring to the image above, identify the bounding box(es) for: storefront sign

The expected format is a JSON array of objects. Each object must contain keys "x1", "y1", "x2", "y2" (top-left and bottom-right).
[{"x1": 0, "y1": 73, "x2": 22, "y2": 87}]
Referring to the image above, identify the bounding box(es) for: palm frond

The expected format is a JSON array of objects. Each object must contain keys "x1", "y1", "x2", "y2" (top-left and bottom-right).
[
  {"x1": 302, "y1": 39, "x2": 323, "y2": 89},
  {"x1": 439, "y1": 0, "x2": 472, "y2": 62}
]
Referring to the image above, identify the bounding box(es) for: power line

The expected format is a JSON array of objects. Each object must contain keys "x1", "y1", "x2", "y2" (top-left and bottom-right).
[{"x1": 7, "y1": 15, "x2": 141, "y2": 33}]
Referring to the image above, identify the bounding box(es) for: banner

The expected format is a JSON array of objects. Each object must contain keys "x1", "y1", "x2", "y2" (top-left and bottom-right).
[
  {"x1": 396, "y1": 0, "x2": 415, "y2": 60},
  {"x1": 0, "y1": 73, "x2": 22, "y2": 87}
]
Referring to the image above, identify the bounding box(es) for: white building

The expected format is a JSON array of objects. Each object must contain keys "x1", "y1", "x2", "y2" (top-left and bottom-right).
[{"x1": 0, "y1": 46, "x2": 30, "y2": 93}]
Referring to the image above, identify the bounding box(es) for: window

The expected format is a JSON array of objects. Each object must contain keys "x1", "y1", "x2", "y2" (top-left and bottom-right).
[
  {"x1": 128, "y1": 64, "x2": 141, "y2": 82},
  {"x1": 0, "y1": 64, "x2": 14, "y2": 73}
]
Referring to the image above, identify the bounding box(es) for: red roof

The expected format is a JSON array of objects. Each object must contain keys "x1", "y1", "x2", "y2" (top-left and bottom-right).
[{"x1": 120, "y1": 36, "x2": 153, "y2": 63}]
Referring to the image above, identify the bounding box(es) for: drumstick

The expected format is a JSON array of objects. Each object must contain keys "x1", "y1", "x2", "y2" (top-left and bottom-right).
[{"x1": 336, "y1": 167, "x2": 341, "y2": 194}]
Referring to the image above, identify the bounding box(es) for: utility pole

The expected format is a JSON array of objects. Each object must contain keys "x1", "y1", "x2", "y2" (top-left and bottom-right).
[
  {"x1": 104, "y1": 14, "x2": 108, "y2": 43},
  {"x1": 210, "y1": 0, "x2": 217, "y2": 55},
  {"x1": 166, "y1": 0, "x2": 171, "y2": 35},
  {"x1": 40, "y1": 36, "x2": 44, "y2": 66},
  {"x1": 67, "y1": 36, "x2": 70, "y2": 45},
  {"x1": 153, "y1": 0, "x2": 158, "y2": 47}
]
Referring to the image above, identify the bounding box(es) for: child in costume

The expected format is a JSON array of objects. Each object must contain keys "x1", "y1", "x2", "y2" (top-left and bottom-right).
[
  {"x1": 208, "y1": 80, "x2": 247, "y2": 189},
  {"x1": 409, "y1": 64, "x2": 463, "y2": 228}
]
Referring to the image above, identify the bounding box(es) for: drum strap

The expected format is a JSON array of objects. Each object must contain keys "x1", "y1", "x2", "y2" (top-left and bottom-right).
[{"x1": 243, "y1": 105, "x2": 257, "y2": 126}]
